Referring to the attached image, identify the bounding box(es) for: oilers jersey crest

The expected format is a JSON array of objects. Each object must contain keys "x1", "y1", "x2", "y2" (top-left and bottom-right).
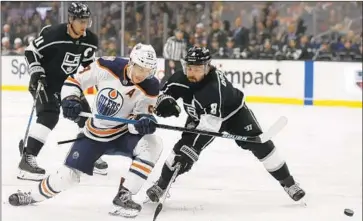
[
  {"x1": 61, "y1": 56, "x2": 160, "y2": 142},
  {"x1": 96, "y1": 88, "x2": 123, "y2": 117}
]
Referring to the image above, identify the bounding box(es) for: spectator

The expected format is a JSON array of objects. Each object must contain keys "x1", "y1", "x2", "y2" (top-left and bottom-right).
[
  {"x1": 1, "y1": 37, "x2": 11, "y2": 55},
  {"x1": 222, "y1": 20, "x2": 233, "y2": 37},
  {"x1": 192, "y1": 23, "x2": 208, "y2": 48},
  {"x1": 232, "y1": 17, "x2": 249, "y2": 48},
  {"x1": 298, "y1": 35, "x2": 315, "y2": 59},
  {"x1": 354, "y1": 44, "x2": 362, "y2": 61},
  {"x1": 259, "y1": 40, "x2": 279, "y2": 60},
  {"x1": 283, "y1": 39, "x2": 301, "y2": 60},
  {"x1": 241, "y1": 40, "x2": 259, "y2": 59},
  {"x1": 220, "y1": 37, "x2": 240, "y2": 59},
  {"x1": 2, "y1": 24, "x2": 14, "y2": 47},
  {"x1": 281, "y1": 23, "x2": 297, "y2": 45},
  {"x1": 336, "y1": 40, "x2": 360, "y2": 61},
  {"x1": 209, "y1": 37, "x2": 220, "y2": 57},
  {"x1": 177, "y1": 22, "x2": 191, "y2": 48},
  {"x1": 313, "y1": 40, "x2": 337, "y2": 61},
  {"x1": 13, "y1": 37, "x2": 25, "y2": 55},
  {"x1": 207, "y1": 20, "x2": 227, "y2": 49}
]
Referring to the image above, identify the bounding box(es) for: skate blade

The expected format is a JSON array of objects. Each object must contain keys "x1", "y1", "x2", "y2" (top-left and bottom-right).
[
  {"x1": 17, "y1": 170, "x2": 45, "y2": 181},
  {"x1": 93, "y1": 168, "x2": 108, "y2": 176},
  {"x1": 143, "y1": 197, "x2": 154, "y2": 204},
  {"x1": 109, "y1": 206, "x2": 139, "y2": 218}
]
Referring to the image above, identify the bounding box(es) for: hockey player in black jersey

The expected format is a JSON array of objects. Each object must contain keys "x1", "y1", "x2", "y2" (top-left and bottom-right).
[
  {"x1": 146, "y1": 46, "x2": 306, "y2": 203},
  {"x1": 18, "y1": 2, "x2": 107, "y2": 181}
]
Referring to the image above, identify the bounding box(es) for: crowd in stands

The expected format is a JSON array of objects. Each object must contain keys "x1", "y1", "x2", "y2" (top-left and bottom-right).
[{"x1": 1, "y1": 1, "x2": 362, "y2": 61}]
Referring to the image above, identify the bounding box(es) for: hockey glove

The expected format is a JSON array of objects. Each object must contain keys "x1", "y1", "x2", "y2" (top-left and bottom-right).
[
  {"x1": 174, "y1": 145, "x2": 199, "y2": 174},
  {"x1": 133, "y1": 114, "x2": 157, "y2": 135},
  {"x1": 61, "y1": 95, "x2": 82, "y2": 121},
  {"x1": 154, "y1": 94, "x2": 181, "y2": 118},
  {"x1": 29, "y1": 66, "x2": 47, "y2": 91}
]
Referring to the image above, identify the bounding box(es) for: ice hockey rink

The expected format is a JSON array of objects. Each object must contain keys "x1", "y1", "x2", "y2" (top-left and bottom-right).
[{"x1": 2, "y1": 91, "x2": 362, "y2": 221}]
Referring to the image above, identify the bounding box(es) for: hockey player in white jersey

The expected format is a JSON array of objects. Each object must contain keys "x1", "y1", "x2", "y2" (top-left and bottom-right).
[{"x1": 8, "y1": 43, "x2": 162, "y2": 218}]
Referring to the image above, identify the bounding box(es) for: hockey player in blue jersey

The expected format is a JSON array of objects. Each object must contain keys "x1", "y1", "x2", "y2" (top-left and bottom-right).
[{"x1": 8, "y1": 43, "x2": 162, "y2": 218}]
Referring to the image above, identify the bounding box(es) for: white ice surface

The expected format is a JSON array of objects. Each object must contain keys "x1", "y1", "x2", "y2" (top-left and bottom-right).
[{"x1": 1, "y1": 91, "x2": 362, "y2": 221}]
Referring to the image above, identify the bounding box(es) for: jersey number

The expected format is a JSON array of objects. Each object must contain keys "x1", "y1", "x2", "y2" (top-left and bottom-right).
[
  {"x1": 210, "y1": 103, "x2": 218, "y2": 115},
  {"x1": 33, "y1": 36, "x2": 44, "y2": 48}
]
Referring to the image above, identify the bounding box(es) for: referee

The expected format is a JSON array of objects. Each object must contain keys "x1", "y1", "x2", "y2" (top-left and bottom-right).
[{"x1": 162, "y1": 29, "x2": 187, "y2": 87}]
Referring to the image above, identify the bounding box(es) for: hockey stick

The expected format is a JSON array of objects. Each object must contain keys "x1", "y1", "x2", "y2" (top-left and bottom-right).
[
  {"x1": 78, "y1": 112, "x2": 288, "y2": 144},
  {"x1": 57, "y1": 134, "x2": 85, "y2": 145},
  {"x1": 19, "y1": 82, "x2": 44, "y2": 156},
  {"x1": 153, "y1": 162, "x2": 181, "y2": 221}
]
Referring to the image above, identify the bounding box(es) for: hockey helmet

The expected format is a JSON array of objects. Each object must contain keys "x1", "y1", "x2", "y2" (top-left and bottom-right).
[
  {"x1": 68, "y1": 2, "x2": 92, "y2": 27},
  {"x1": 184, "y1": 46, "x2": 211, "y2": 66},
  {"x1": 129, "y1": 43, "x2": 158, "y2": 78}
]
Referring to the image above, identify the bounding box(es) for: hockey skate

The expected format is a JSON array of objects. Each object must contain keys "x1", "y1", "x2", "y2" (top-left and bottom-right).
[
  {"x1": 8, "y1": 191, "x2": 36, "y2": 206},
  {"x1": 146, "y1": 180, "x2": 166, "y2": 203},
  {"x1": 93, "y1": 157, "x2": 108, "y2": 175},
  {"x1": 281, "y1": 176, "x2": 305, "y2": 201},
  {"x1": 17, "y1": 153, "x2": 46, "y2": 181},
  {"x1": 109, "y1": 187, "x2": 142, "y2": 218}
]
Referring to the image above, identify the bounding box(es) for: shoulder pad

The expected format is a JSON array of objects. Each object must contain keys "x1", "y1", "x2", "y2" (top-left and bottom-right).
[
  {"x1": 137, "y1": 77, "x2": 160, "y2": 97},
  {"x1": 38, "y1": 25, "x2": 52, "y2": 36},
  {"x1": 96, "y1": 57, "x2": 128, "y2": 79}
]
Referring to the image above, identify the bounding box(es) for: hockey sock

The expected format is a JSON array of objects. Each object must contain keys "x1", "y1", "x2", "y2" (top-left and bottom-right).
[
  {"x1": 251, "y1": 141, "x2": 291, "y2": 183},
  {"x1": 32, "y1": 166, "x2": 80, "y2": 202},
  {"x1": 123, "y1": 157, "x2": 155, "y2": 194},
  {"x1": 26, "y1": 123, "x2": 51, "y2": 156},
  {"x1": 158, "y1": 164, "x2": 175, "y2": 190}
]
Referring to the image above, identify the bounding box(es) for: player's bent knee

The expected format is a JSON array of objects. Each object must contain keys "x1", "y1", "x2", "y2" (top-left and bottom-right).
[
  {"x1": 36, "y1": 112, "x2": 59, "y2": 130},
  {"x1": 133, "y1": 134, "x2": 163, "y2": 164},
  {"x1": 249, "y1": 140, "x2": 276, "y2": 159},
  {"x1": 50, "y1": 166, "x2": 81, "y2": 191}
]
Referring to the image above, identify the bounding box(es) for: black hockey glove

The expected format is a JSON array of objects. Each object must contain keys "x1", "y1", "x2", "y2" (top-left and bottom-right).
[
  {"x1": 61, "y1": 95, "x2": 82, "y2": 121},
  {"x1": 154, "y1": 94, "x2": 181, "y2": 118},
  {"x1": 29, "y1": 66, "x2": 47, "y2": 91},
  {"x1": 174, "y1": 145, "x2": 199, "y2": 174},
  {"x1": 134, "y1": 114, "x2": 157, "y2": 135}
]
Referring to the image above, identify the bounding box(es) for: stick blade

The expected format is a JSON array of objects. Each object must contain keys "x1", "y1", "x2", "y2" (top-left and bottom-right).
[
  {"x1": 260, "y1": 116, "x2": 288, "y2": 143},
  {"x1": 153, "y1": 203, "x2": 163, "y2": 221}
]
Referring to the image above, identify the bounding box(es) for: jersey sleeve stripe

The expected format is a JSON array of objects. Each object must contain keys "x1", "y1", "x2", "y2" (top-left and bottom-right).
[
  {"x1": 65, "y1": 77, "x2": 81, "y2": 87},
  {"x1": 80, "y1": 42, "x2": 97, "y2": 49},
  {"x1": 37, "y1": 41, "x2": 74, "y2": 52},
  {"x1": 96, "y1": 60, "x2": 119, "y2": 79}
]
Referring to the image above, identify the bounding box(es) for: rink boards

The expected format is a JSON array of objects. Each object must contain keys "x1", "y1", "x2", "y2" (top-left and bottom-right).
[{"x1": 1, "y1": 56, "x2": 362, "y2": 108}]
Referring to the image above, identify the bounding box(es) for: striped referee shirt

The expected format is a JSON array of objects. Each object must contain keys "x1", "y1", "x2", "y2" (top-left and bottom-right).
[{"x1": 163, "y1": 36, "x2": 187, "y2": 61}]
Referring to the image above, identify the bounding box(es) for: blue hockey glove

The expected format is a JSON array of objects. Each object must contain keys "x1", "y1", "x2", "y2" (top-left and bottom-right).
[
  {"x1": 134, "y1": 114, "x2": 157, "y2": 135},
  {"x1": 61, "y1": 95, "x2": 82, "y2": 121}
]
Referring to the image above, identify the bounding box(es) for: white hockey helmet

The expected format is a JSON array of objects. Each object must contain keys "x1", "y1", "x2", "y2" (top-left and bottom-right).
[{"x1": 129, "y1": 43, "x2": 157, "y2": 78}]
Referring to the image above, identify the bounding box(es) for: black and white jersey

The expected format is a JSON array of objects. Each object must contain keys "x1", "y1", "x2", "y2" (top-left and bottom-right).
[
  {"x1": 25, "y1": 23, "x2": 98, "y2": 93},
  {"x1": 161, "y1": 67, "x2": 245, "y2": 150}
]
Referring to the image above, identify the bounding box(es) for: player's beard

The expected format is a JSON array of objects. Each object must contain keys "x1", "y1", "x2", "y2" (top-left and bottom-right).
[{"x1": 187, "y1": 76, "x2": 197, "y2": 82}]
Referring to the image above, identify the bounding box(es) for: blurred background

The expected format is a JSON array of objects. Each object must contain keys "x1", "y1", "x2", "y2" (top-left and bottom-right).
[{"x1": 1, "y1": 1, "x2": 362, "y2": 61}]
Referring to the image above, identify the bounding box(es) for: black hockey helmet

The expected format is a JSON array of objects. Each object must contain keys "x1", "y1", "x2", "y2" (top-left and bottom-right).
[
  {"x1": 184, "y1": 46, "x2": 211, "y2": 66},
  {"x1": 68, "y1": 2, "x2": 91, "y2": 20},
  {"x1": 182, "y1": 46, "x2": 212, "y2": 77}
]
